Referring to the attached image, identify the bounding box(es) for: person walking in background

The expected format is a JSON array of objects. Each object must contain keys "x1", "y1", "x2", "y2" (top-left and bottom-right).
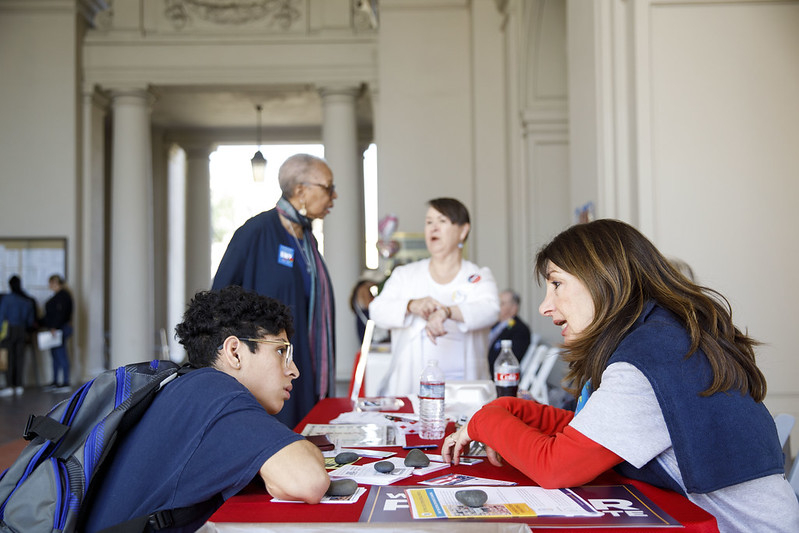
[
  {"x1": 42, "y1": 274, "x2": 73, "y2": 390},
  {"x1": 369, "y1": 198, "x2": 499, "y2": 396},
  {"x1": 0, "y1": 276, "x2": 35, "y2": 396},
  {"x1": 212, "y1": 154, "x2": 337, "y2": 428},
  {"x1": 487, "y1": 289, "x2": 532, "y2": 374}
]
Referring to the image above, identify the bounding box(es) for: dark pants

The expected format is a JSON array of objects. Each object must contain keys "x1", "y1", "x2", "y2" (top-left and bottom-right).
[
  {"x1": 3, "y1": 325, "x2": 26, "y2": 387},
  {"x1": 50, "y1": 324, "x2": 72, "y2": 385}
]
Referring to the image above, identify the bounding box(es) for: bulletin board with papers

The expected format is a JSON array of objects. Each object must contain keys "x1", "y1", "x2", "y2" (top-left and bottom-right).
[{"x1": 0, "y1": 238, "x2": 67, "y2": 307}]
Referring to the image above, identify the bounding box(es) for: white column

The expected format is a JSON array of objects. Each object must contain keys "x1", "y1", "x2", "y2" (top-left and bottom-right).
[
  {"x1": 167, "y1": 145, "x2": 187, "y2": 363},
  {"x1": 319, "y1": 84, "x2": 363, "y2": 391},
  {"x1": 183, "y1": 142, "x2": 213, "y2": 301},
  {"x1": 80, "y1": 87, "x2": 109, "y2": 378},
  {"x1": 109, "y1": 87, "x2": 155, "y2": 367}
]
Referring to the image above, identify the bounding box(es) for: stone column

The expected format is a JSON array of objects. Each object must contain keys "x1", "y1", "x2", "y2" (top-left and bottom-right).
[
  {"x1": 108, "y1": 87, "x2": 155, "y2": 367},
  {"x1": 319, "y1": 84, "x2": 363, "y2": 391},
  {"x1": 183, "y1": 142, "x2": 214, "y2": 300},
  {"x1": 80, "y1": 87, "x2": 109, "y2": 379}
]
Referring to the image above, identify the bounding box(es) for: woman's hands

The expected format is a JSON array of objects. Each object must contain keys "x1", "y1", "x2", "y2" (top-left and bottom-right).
[
  {"x1": 406, "y1": 297, "x2": 442, "y2": 319},
  {"x1": 407, "y1": 297, "x2": 453, "y2": 344},
  {"x1": 441, "y1": 423, "x2": 503, "y2": 467}
]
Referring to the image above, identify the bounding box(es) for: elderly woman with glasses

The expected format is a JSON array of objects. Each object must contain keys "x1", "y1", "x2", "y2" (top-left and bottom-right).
[{"x1": 213, "y1": 153, "x2": 338, "y2": 429}]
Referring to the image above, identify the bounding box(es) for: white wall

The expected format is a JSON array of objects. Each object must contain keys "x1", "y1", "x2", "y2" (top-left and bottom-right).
[
  {"x1": 644, "y1": 0, "x2": 799, "y2": 432},
  {"x1": 0, "y1": 6, "x2": 79, "y2": 254},
  {"x1": 0, "y1": 3, "x2": 81, "y2": 382},
  {"x1": 376, "y1": 1, "x2": 475, "y2": 242},
  {"x1": 566, "y1": 0, "x2": 799, "y2": 447}
]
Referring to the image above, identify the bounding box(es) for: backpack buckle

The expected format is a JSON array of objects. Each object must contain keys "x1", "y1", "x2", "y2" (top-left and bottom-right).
[{"x1": 148, "y1": 510, "x2": 174, "y2": 529}]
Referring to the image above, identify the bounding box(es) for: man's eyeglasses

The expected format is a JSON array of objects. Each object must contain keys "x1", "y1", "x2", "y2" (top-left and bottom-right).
[
  {"x1": 302, "y1": 182, "x2": 336, "y2": 195},
  {"x1": 240, "y1": 338, "x2": 294, "y2": 368}
]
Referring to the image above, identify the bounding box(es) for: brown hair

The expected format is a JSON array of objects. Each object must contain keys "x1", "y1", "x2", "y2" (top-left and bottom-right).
[
  {"x1": 535, "y1": 219, "x2": 765, "y2": 401},
  {"x1": 428, "y1": 198, "x2": 471, "y2": 240}
]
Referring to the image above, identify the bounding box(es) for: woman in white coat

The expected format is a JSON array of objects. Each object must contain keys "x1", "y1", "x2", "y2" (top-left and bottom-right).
[{"x1": 369, "y1": 198, "x2": 499, "y2": 396}]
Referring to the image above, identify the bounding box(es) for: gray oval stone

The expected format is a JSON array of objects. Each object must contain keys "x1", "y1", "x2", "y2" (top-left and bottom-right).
[
  {"x1": 374, "y1": 460, "x2": 395, "y2": 473},
  {"x1": 404, "y1": 448, "x2": 430, "y2": 467},
  {"x1": 334, "y1": 451, "x2": 359, "y2": 465},
  {"x1": 455, "y1": 489, "x2": 488, "y2": 508},
  {"x1": 325, "y1": 478, "x2": 358, "y2": 497}
]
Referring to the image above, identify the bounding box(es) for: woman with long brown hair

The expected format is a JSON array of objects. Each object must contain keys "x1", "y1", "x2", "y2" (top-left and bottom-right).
[{"x1": 443, "y1": 219, "x2": 798, "y2": 532}]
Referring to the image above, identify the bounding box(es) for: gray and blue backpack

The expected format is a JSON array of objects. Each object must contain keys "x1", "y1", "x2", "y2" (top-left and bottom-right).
[{"x1": 0, "y1": 359, "x2": 215, "y2": 532}]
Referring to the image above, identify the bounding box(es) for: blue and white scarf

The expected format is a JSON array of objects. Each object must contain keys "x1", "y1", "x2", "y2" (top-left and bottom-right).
[{"x1": 276, "y1": 196, "x2": 335, "y2": 399}]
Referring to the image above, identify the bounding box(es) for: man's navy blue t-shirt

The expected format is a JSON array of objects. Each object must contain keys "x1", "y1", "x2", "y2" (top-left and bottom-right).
[{"x1": 85, "y1": 367, "x2": 303, "y2": 533}]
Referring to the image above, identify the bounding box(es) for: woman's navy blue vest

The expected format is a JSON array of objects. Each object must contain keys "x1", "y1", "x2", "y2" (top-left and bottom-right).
[{"x1": 609, "y1": 301, "x2": 783, "y2": 495}]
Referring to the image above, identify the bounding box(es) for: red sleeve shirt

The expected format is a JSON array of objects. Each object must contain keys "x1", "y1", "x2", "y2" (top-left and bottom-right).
[{"x1": 467, "y1": 396, "x2": 623, "y2": 488}]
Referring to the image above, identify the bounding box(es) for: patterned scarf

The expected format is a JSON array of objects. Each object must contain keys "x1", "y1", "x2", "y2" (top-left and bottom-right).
[{"x1": 276, "y1": 196, "x2": 335, "y2": 399}]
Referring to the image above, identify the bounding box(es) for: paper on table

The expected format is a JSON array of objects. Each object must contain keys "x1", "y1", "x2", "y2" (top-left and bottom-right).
[
  {"x1": 419, "y1": 473, "x2": 517, "y2": 486},
  {"x1": 271, "y1": 487, "x2": 368, "y2": 504},
  {"x1": 322, "y1": 448, "x2": 395, "y2": 459},
  {"x1": 406, "y1": 486, "x2": 602, "y2": 519},
  {"x1": 328, "y1": 463, "x2": 414, "y2": 486},
  {"x1": 379, "y1": 456, "x2": 449, "y2": 476}
]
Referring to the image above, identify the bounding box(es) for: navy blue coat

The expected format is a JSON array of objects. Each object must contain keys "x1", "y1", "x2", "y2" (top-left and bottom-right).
[{"x1": 212, "y1": 208, "x2": 335, "y2": 429}]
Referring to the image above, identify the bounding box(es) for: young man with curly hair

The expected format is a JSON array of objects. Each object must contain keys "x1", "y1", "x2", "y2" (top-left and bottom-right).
[{"x1": 86, "y1": 286, "x2": 330, "y2": 532}]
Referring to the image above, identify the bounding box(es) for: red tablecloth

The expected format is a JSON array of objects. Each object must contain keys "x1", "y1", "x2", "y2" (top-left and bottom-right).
[{"x1": 210, "y1": 397, "x2": 719, "y2": 532}]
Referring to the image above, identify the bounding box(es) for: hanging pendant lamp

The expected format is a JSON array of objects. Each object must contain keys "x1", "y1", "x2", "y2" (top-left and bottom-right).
[{"x1": 251, "y1": 104, "x2": 266, "y2": 182}]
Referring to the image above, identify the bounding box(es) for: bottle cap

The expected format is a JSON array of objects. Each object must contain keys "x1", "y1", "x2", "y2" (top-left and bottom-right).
[{"x1": 500, "y1": 340, "x2": 512, "y2": 349}]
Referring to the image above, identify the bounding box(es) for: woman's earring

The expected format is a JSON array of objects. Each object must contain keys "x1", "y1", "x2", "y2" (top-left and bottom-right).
[
  {"x1": 299, "y1": 202, "x2": 307, "y2": 217},
  {"x1": 458, "y1": 242, "x2": 464, "y2": 249}
]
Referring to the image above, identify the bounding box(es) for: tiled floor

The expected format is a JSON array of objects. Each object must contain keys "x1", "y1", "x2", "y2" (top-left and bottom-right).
[{"x1": 0, "y1": 385, "x2": 75, "y2": 470}]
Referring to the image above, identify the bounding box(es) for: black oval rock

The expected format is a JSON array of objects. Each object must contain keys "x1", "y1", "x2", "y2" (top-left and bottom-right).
[
  {"x1": 374, "y1": 460, "x2": 395, "y2": 473},
  {"x1": 455, "y1": 489, "x2": 488, "y2": 508},
  {"x1": 404, "y1": 448, "x2": 430, "y2": 467},
  {"x1": 326, "y1": 478, "x2": 358, "y2": 497},
  {"x1": 334, "y1": 451, "x2": 359, "y2": 465}
]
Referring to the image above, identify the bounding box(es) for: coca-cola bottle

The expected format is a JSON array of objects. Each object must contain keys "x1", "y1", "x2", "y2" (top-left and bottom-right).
[{"x1": 494, "y1": 339, "x2": 520, "y2": 398}]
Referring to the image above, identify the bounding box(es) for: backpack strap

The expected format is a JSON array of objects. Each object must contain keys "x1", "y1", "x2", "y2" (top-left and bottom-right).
[
  {"x1": 23, "y1": 413, "x2": 69, "y2": 442},
  {"x1": 99, "y1": 493, "x2": 224, "y2": 533}
]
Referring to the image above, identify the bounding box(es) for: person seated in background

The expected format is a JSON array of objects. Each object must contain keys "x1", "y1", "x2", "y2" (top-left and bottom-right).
[
  {"x1": 443, "y1": 219, "x2": 799, "y2": 532},
  {"x1": 349, "y1": 272, "x2": 389, "y2": 344},
  {"x1": 85, "y1": 286, "x2": 330, "y2": 532},
  {"x1": 369, "y1": 198, "x2": 499, "y2": 396},
  {"x1": 487, "y1": 289, "x2": 531, "y2": 373}
]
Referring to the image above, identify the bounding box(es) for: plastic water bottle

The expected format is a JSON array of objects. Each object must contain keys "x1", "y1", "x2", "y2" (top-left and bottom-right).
[
  {"x1": 419, "y1": 359, "x2": 446, "y2": 440},
  {"x1": 494, "y1": 340, "x2": 520, "y2": 398}
]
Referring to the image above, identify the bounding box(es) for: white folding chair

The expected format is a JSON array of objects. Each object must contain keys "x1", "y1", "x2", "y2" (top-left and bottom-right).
[
  {"x1": 528, "y1": 347, "x2": 560, "y2": 404},
  {"x1": 349, "y1": 320, "x2": 374, "y2": 404},
  {"x1": 518, "y1": 340, "x2": 539, "y2": 376},
  {"x1": 518, "y1": 344, "x2": 548, "y2": 391},
  {"x1": 519, "y1": 345, "x2": 560, "y2": 404}
]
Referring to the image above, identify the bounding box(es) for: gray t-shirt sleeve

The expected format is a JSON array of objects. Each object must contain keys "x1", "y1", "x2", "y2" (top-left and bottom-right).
[{"x1": 569, "y1": 362, "x2": 672, "y2": 468}]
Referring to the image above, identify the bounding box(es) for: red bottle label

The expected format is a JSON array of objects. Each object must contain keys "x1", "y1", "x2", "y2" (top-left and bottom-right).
[{"x1": 494, "y1": 372, "x2": 519, "y2": 386}]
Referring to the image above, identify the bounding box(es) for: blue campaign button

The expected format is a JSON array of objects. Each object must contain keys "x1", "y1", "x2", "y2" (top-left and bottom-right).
[{"x1": 278, "y1": 244, "x2": 295, "y2": 268}]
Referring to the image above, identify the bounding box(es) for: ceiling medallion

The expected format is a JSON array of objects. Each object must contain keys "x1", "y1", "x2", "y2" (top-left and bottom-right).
[{"x1": 165, "y1": 0, "x2": 301, "y2": 29}]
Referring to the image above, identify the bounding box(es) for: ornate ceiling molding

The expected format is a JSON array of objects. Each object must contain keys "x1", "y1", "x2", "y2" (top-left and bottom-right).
[{"x1": 164, "y1": 0, "x2": 301, "y2": 29}]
